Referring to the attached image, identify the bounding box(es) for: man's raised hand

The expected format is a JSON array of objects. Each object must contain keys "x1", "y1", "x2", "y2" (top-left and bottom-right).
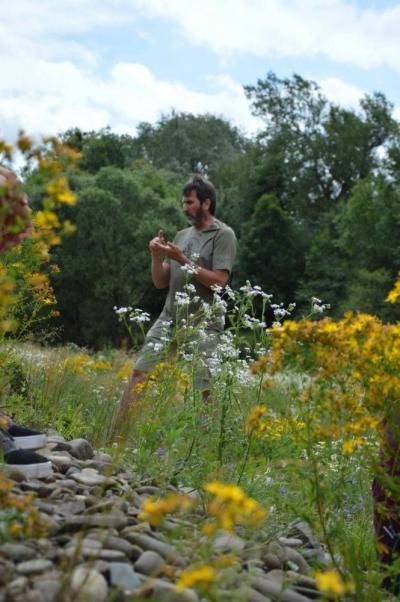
[{"x1": 149, "y1": 229, "x2": 167, "y2": 258}]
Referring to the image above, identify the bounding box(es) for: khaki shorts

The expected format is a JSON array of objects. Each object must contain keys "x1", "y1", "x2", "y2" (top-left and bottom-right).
[{"x1": 134, "y1": 318, "x2": 220, "y2": 389}]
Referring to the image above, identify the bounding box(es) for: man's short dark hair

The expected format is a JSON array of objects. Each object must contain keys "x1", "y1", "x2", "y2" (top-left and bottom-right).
[{"x1": 182, "y1": 174, "x2": 216, "y2": 215}]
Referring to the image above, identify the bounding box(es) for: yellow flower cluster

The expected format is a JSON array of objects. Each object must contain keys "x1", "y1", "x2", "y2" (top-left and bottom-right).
[
  {"x1": 0, "y1": 473, "x2": 49, "y2": 539},
  {"x1": 204, "y1": 481, "x2": 267, "y2": 532},
  {"x1": 315, "y1": 569, "x2": 354, "y2": 596},
  {"x1": 63, "y1": 354, "x2": 113, "y2": 376},
  {"x1": 246, "y1": 405, "x2": 305, "y2": 440},
  {"x1": 139, "y1": 493, "x2": 194, "y2": 526},
  {"x1": 0, "y1": 264, "x2": 15, "y2": 335},
  {"x1": 176, "y1": 565, "x2": 216, "y2": 591},
  {"x1": 0, "y1": 133, "x2": 79, "y2": 340},
  {"x1": 63, "y1": 353, "x2": 92, "y2": 376},
  {"x1": 252, "y1": 313, "x2": 400, "y2": 447},
  {"x1": 91, "y1": 360, "x2": 113, "y2": 371},
  {"x1": 386, "y1": 274, "x2": 400, "y2": 303},
  {"x1": 116, "y1": 360, "x2": 133, "y2": 381}
]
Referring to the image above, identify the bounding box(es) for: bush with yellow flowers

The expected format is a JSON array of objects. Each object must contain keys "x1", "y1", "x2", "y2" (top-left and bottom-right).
[
  {"x1": 0, "y1": 132, "x2": 80, "y2": 340},
  {"x1": 251, "y1": 312, "x2": 400, "y2": 451},
  {"x1": 137, "y1": 481, "x2": 266, "y2": 596},
  {"x1": 0, "y1": 473, "x2": 49, "y2": 541}
]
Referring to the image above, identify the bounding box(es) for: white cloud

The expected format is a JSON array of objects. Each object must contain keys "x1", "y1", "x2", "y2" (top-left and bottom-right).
[
  {"x1": 136, "y1": 0, "x2": 400, "y2": 71},
  {"x1": 318, "y1": 77, "x2": 364, "y2": 108},
  {"x1": 0, "y1": 0, "x2": 397, "y2": 143},
  {"x1": 0, "y1": 1, "x2": 263, "y2": 139},
  {"x1": 0, "y1": 56, "x2": 261, "y2": 139}
]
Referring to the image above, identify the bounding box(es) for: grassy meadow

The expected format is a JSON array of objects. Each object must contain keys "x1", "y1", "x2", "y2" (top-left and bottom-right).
[{"x1": 2, "y1": 282, "x2": 400, "y2": 601}]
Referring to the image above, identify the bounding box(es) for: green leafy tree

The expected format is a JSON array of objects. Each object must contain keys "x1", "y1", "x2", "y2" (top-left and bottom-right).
[
  {"x1": 62, "y1": 128, "x2": 138, "y2": 173},
  {"x1": 245, "y1": 72, "x2": 398, "y2": 223},
  {"x1": 236, "y1": 193, "x2": 305, "y2": 303},
  {"x1": 336, "y1": 177, "x2": 400, "y2": 319},
  {"x1": 49, "y1": 162, "x2": 185, "y2": 347}
]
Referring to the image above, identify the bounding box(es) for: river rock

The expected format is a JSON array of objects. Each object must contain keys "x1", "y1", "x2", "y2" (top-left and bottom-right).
[
  {"x1": 70, "y1": 567, "x2": 108, "y2": 602},
  {"x1": 132, "y1": 579, "x2": 198, "y2": 602},
  {"x1": 251, "y1": 577, "x2": 311, "y2": 602},
  {"x1": 20, "y1": 480, "x2": 56, "y2": 497},
  {"x1": 263, "y1": 553, "x2": 283, "y2": 570},
  {"x1": 246, "y1": 587, "x2": 272, "y2": 602},
  {"x1": 71, "y1": 468, "x2": 115, "y2": 488},
  {"x1": 123, "y1": 533, "x2": 182, "y2": 564},
  {"x1": 287, "y1": 520, "x2": 319, "y2": 548},
  {"x1": 135, "y1": 550, "x2": 165, "y2": 576},
  {"x1": 135, "y1": 486, "x2": 161, "y2": 495},
  {"x1": 57, "y1": 499, "x2": 86, "y2": 516},
  {"x1": 0, "y1": 543, "x2": 36, "y2": 562},
  {"x1": 109, "y1": 562, "x2": 142, "y2": 591},
  {"x1": 99, "y1": 549, "x2": 127, "y2": 561},
  {"x1": 278, "y1": 538, "x2": 303, "y2": 547},
  {"x1": 99, "y1": 535, "x2": 137, "y2": 559},
  {"x1": 68, "y1": 439, "x2": 94, "y2": 461},
  {"x1": 61, "y1": 513, "x2": 128, "y2": 532},
  {"x1": 212, "y1": 533, "x2": 246, "y2": 554},
  {"x1": 16, "y1": 559, "x2": 53, "y2": 575},
  {"x1": 281, "y1": 547, "x2": 312, "y2": 575},
  {"x1": 6, "y1": 576, "x2": 28, "y2": 597},
  {"x1": 286, "y1": 570, "x2": 318, "y2": 590},
  {"x1": 32, "y1": 578, "x2": 61, "y2": 602}
]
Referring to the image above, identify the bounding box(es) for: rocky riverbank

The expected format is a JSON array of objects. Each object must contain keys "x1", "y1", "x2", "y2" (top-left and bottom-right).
[{"x1": 1, "y1": 434, "x2": 330, "y2": 601}]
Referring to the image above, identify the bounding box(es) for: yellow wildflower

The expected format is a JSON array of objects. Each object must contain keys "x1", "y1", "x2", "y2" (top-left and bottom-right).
[
  {"x1": 315, "y1": 570, "x2": 353, "y2": 596},
  {"x1": 63, "y1": 354, "x2": 92, "y2": 375},
  {"x1": 246, "y1": 405, "x2": 267, "y2": 433},
  {"x1": 139, "y1": 493, "x2": 193, "y2": 526},
  {"x1": 386, "y1": 276, "x2": 400, "y2": 304},
  {"x1": 91, "y1": 360, "x2": 112, "y2": 371},
  {"x1": 204, "y1": 481, "x2": 266, "y2": 532},
  {"x1": 116, "y1": 361, "x2": 132, "y2": 380},
  {"x1": 9, "y1": 521, "x2": 23, "y2": 538},
  {"x1": 46, "y1": 176, "x2": 76, "y2": 205},
  {"x1": 176, "y1": 565, "x2": 216, "y2": 591}
]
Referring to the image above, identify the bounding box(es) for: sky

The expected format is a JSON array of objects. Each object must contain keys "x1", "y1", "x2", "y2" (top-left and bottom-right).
[{"x1": 1, "y1": 0, "x2": 400, "y2": 141}]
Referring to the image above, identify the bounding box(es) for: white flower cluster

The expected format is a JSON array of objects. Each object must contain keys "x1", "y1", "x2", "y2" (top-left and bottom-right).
[
  {"x1": 113, "y1": 305, "x2": 132, "y2": 316},
  {"x1": 239, "y1": 281, "x2": 272, "y2": 300},
  {"x1": 271, "y1": 302, "x2": 296, "y2": 321},
  {"x1": 180, "y1": 262, "x2": 199, "y2": 275},
  {"x1": 242, "y1": 313, "x2": 266, "y2": 329},
  {"x1": 175, "y1": 291, "x2": 191, "y2": 306},
  {"x1": 211, "y1": 294, "x2": 228, "y2": 314},
  {"x1": 129, "y1": 308, "x2": 151, "y2": 323},
  {"x1": 147, "y1": 341, "x2": 164, "y2": 353},
  {"x1": 311, "y1": 297, "x2": 330, "y2": 313},
  {"x1": 184, "y1": 283, "x2": 196, "y2": 294}
]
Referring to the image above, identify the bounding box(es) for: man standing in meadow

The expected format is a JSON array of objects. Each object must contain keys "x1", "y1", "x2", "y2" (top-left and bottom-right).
[{"x1": 114, "y1": 174, "x2": 237, "y2": 426}]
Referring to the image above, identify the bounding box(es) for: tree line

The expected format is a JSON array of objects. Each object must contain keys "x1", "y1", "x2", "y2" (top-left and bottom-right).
[{"x1": 25, "y1": 72, "x2": 400, "y2": 348}]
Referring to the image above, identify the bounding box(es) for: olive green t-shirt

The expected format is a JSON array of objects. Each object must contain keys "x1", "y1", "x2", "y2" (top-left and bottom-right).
[{"x1": 160, "y1": 219, "x2": 237, "y2": 331}]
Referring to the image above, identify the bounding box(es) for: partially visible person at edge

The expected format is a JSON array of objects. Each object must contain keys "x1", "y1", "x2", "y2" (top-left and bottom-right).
[
  {"x1": 0, "y1": 166, "x2": 53, "y2": 479},
  {"x1": 113, "y1": 174, "x2": 237, "y2": 427},
  {"x1": 372, "y1": 412, "x2": 400, "y2": 594}
]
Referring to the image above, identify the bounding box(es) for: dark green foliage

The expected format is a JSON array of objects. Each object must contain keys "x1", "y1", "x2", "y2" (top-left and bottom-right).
[
  {"x1": 134, "y1": 112, "x2": 247, "y2": 179},
  {"x1": 236, "y1": 194, "x2": 305, "y2": 303},
  {"x1": 50, "y1": 163, "x2": 185, "y2": 347},
  {"x1": 245, "y1": 73, "x2": 398, "y2": 223}
]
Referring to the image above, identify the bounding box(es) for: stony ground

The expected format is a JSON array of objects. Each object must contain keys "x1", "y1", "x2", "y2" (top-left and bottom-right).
[{"x1": 0, "y1": 434, "x2": 331, "y2": 601}]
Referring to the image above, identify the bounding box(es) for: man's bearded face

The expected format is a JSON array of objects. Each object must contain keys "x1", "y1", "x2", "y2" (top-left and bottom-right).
[{"x1": 182, "y1": 191, "x2": 208, "y2": 227}]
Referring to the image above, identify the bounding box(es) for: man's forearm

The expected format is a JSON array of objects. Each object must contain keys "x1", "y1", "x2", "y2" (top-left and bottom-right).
[
  {"x1": 151, "y1": 256, "x2": 170, "y2": 288},
  {"x1": 180, "y1": 257, "x2": 229, "y2": 290}
]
